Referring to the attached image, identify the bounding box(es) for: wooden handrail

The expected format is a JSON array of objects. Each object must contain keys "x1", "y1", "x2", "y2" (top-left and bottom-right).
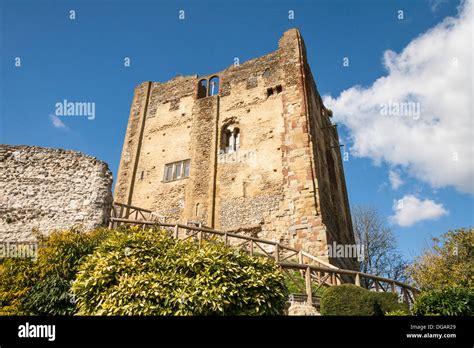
[
  {"x1": 112, "y1": 202, "x2": 154, "y2": 214},
  {"x1": 108, "y1": 203, "x2": 419, "y2": 305},
  {"x1": 110, "y1": 217, "x2": 299, "y2": 252},
  {"x1": 278, "y1": 261, "x2": 419, "y2": 294}
]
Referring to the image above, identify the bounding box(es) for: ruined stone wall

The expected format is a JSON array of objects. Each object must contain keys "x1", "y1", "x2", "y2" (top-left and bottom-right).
[{"x1": 0, "y1": 145, "x2": 113, "y2": 242}]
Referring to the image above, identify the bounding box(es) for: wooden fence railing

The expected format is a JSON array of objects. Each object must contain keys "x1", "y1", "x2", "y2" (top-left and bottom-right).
[
  {"x1": 108, "y1": 203, "x2": 419, "y2": 306},
  {"x1": 109, "y1": 202, "x2": 166, "y2": 227}
]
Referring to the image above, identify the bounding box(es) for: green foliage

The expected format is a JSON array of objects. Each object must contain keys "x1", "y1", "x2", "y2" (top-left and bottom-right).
[
  {"x1": 321, "y1": 284, "x2": 375, "y2": 316},
  {"x1": 413, "y1": 287, "x2": 474, "y2": 316},
  {"x1": 0, "y1": 258, "x2": 37, "y2": 315},
  {"x1": 283, "y1": 270, "x2": 327, "y2": 298},
  {"x1": 320, "y1": 284, "x2": 408, "y2": 316},
  {"x1": 407, "y1": 228, "x2": 473, "y2": 290},
  {"x1": 385, "y1": 309, "x2": 410, "y2": 316},
  {"x1": 0, "y1": 228, "x2": 110, "y2": 316},
  {"x1": 371, "y1": 291, "x2": 410, "y2": 315},
  {"x1": 72, "y1": 228, "x2": 288, "y2": 315},
  {"x1": 23, "y1": 228, "x2": 110, "y2": 315}
]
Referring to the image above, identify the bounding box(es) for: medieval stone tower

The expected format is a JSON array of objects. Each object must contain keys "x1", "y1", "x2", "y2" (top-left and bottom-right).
[{"x1": 114, "y1": 29, "x2": 356, "y2": 269}]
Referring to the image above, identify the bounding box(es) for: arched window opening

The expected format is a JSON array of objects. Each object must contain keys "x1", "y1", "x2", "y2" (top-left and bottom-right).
[
  {"x1": 209, "y1": 76, "x2": 220, "y2": 96},
  {"x1": 197, "y1": 79, "x2": 208, "y2": 99},
  {"x1": 222, "y1": 126, "x2": 240, "y2": 154},
  {"x1": 195, "y1": 203, "x2": 200, "y2": 217}
]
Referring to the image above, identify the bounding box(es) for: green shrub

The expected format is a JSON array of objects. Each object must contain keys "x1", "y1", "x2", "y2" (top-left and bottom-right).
[
  {"x1": 413, "y1": 287, "x2": 473, "y2": 316},
  {"x1": 0, "y1": 258, "x2": 37, "y2": 315},
  {"x1": 385, "y1": 309, "x2": 410, "y2": 316},
  {"x1": 320, "y1": 284, "x2": 408, "y2": 316},
  {"x1": 371, "y1": 291, "x2": 409, "y2": 315},
  {"x1": 321, "y1": 284, "x2": 375, "y2": 315},
  {"x1": 23, "y1": 228, "x2": 110, "y2": 315},
  {"x1": 0, "y1": 228, "x2": 111, "y2": 316},
  {"x1": 72, "y1": 228, "x2": 288, "y2": 315}
]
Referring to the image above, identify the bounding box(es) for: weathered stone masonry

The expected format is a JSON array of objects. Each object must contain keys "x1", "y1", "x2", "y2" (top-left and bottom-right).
[
  {"x1": 114, "y1": 29, "x2": 357, "y2": 269},
  {"x1": 0, "y1": 145, "x2": 113, "y2": 242}
]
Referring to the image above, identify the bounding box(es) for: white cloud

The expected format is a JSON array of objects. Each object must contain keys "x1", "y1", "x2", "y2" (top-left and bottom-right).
[
  {"x1": 389, "y1": 169, "x2": 404, "y2": 190},
  {"x1": 390, "y1": 194, "x2": 449, "y2": 227},
  {"x1": 49, "y1": 114, "x2": 69, "y2": 130},
  {"x1": 324, "y1": 0, "x2": 474, "y2": 194}
]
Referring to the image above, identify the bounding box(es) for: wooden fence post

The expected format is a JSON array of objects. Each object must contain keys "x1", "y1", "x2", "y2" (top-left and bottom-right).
[
  {"x1": 305, "y1": 266, "x2": 313, "y2": 305},
  {"x1": 355, "y1": 273, "x2": 361, "y2": 287},
  {"x1": 174, "y1": 225, "x2": 179, "y2": 239},
  {"x1": 298, "y1": 251, "x2": 304, "y2": 277}
]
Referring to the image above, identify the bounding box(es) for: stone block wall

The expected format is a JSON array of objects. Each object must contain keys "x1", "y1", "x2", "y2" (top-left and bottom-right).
[
  {"x1": 114, "y1": 28, "x2": 358, "y2": 269},
  {"x1": 0, "y1": 145, "x2": 113, "y2": 242}
]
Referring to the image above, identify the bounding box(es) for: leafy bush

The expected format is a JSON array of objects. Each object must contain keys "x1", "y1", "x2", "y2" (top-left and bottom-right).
[
  {"x1": 321, "y1": 284, "x2": 375, "y2": 315},
  {"x1": 72, "y1": 228, "x2": 288, "y2": 315},
  {"x1": 23, "y1": 228, "x2": 110, "y2": 315},
  {"x1": 320, "y1": 284, "x2": 408, "y2": 316},
  {"x1": 385, "y1": 309, "x2": 409, "y2": 316},
  {"x1": 413, "y1": 287, "x2": 473, "y2": 316},
  {"x1": 0, "y1": 228, "x2": 110, "y2": 315},
  {"x1": 0, "y1": 258, "x2": 37, "y2": 315},
  {"x1": 371, "y1": 291, "x2": 409, "y2": 315}
]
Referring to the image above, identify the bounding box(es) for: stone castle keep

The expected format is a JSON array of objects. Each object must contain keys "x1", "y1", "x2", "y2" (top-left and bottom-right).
[{"x1": 115, "y1": 29, "x2": 356, "y2": 269}]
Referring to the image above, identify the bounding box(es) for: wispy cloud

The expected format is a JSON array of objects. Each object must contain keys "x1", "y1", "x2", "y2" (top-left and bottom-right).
[
  {"x1": 389, "y1": 169, "x2": 404, "y2": 190},
  {"x1": 390, "y1": 194, "x2": 449, "y2": 227},
  {"x1": 429, "y1": 0, "x2": 448, "y2": 12},
  {"x1": 324, "y1": 0, "x2": 473, "y2": 194},
  {"x1": 49, "y1": 114, "x2": 69, "y2": 131}
]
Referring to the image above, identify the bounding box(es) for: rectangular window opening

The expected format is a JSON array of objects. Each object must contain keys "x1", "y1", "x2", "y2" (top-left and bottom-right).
[{"x1": 163, "y1": 159, "x2": 191, "y2": 182}]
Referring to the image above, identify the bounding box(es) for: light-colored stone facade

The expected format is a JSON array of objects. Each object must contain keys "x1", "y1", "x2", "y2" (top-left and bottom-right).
[
  {"x1": 115, "y1": 29, "x2": 357, "y2": 269},
  {"x1": 0, "y1": 145, "x2": 113, "y2": 242}
]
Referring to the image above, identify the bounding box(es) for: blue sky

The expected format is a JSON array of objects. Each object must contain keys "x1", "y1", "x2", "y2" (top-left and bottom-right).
[{"x1": 1, "y1": 0, "x2": 472, "y2": 260}]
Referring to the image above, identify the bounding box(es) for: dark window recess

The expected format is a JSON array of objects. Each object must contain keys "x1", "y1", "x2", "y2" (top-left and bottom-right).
[
  {"x1": 266, "y1": 88, "x2": 274, "y2": 97},
  {"x1": 276, "y1": 85, "x2": 283, "y2": 93},
  {"x1": 197, "y1": 79, "x2": 208, "y2": 99},
  {"x1": 163, "y1": 159, "x2": 191, "y2": 183},
  {"x1": 140, "y1": 171, "x2": 144, "y2": 180}
]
